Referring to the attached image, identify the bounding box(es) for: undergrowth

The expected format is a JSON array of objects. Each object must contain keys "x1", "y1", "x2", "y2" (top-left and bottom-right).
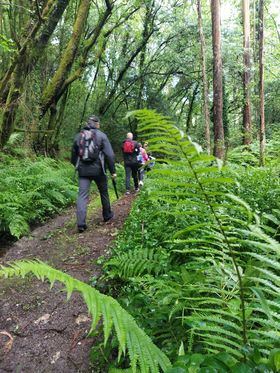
[
  {"x1": 98, "y1": 110, "x2": 280, "y2": 372},
  {"x1": 0, "y1": 153, "x2": 125, "y2": 239},
  {"x1": 0, "y1": 154, "x2": 77, "y2": 238}
]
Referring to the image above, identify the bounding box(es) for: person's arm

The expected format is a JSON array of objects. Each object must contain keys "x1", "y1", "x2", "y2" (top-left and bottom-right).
[
  {"x1": 102, "y1": 134, "x2": 116, "y2": 175},
  {"x1": 71, "y1": 135, "x2": 79, "y2": 166}
]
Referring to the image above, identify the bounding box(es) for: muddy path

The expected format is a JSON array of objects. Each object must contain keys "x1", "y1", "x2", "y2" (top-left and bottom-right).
[{"x1": 0, "y1": 194, "x2": 135, "y2": 373}]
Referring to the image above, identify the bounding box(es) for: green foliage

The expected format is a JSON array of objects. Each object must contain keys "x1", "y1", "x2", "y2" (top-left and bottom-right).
[
  {"x1": 0, "y1": 260, "x2": 171, "y2": 373},
  {"x1": 226, "y1": 165, "x2": 280, "y2": 216},
  {"x1": 0, "y1": 155, "x2": 77, "y2": 238},
  {"x1": 101, "y1": 110, "x2": 280, "y2": 367},
  {"x1": 0, "y1": 33, "x2": 16, "y2": 52},
  {"x1": 168, "y1": 349, "x2": 280, "y2": 372},
  {"x1": 104, "y1": 247, "x2": 169, "y2": 280}
]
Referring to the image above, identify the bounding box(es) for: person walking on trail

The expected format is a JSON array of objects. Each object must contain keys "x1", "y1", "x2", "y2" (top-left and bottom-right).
[
  {"x1": 138, "y1": 143, "x2": 149, "y2": 186},
  {"x1": 122, "y1": 132, "x2": 140, "y2": 195},
  {"x1": 71, "y1": 115, "x2": 117, "y2": 233}
]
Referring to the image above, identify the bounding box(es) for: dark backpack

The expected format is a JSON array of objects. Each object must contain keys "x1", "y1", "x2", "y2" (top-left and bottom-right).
[
  {"x1": 78, "y1": 129, "x2": 100, "y2": 162},
  {"x1": 123, "y1": 140, "x2": 135, "y2": 154}
]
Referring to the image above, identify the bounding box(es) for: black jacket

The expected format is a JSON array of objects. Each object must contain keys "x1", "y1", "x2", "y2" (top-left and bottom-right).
[
  {"x1": 122, "y1": 139, "x2": 140, "y2": 165},
  {"x1": 71, "y1": 126, "x2": 116, "y2": 177}
]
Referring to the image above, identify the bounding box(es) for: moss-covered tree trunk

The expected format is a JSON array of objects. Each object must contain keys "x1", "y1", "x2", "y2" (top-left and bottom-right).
[
  {"x1": 41, "y1": 1, "x2": 113, "y2": 152},
  {"x1": 136, "y1": 1, "x2": 155, "y2": 111},
  {"x1": 0, "y1": 0, "x2": 69, "y2": 149},
  {"x1": 40, "y1": 0, "x2": 91, "y2": 118}
]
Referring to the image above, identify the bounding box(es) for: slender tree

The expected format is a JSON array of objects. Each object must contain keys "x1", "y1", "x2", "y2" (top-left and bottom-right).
[
  {"x1": 136, "y1": 1, "x2": 155, "y2": 110},
  {"x1": 0, "y1": 0, "x2": 70, "y2": 148},
  {"x1": 258, "y1": 0, "x2": 265, "y2": 165},
  {"x1": 242, "y1": 0, "x2": 252, "y2": 145},
  {"x1": 186, "y1": 82, "x2": 199, "y2": 133},
  {"x1": 211, "y1": 0, "x2": 225, "y2": 159},
  {"x1": 197, "y1": 0, "x2": 211, "y2": 154}
]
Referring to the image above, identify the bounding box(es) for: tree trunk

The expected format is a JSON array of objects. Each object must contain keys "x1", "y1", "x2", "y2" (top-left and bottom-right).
[
  {"x1": 0, "y1": 0, "x2": 69, "y2": 148},
  {"x1": 136, "y1": 2, "x2": 155, "y2": 110},
  {"x1": 98, "y1": 28, "x2": 155, "y2": 116},
  {"x1": 197, "y1": 0, "x2": 211, "y2": 154},
  {"x1": 186, "y1": 83, "x2": 199, "y2": 133},
  {"x1": 0, "y1": 0, "x2": 57, "y2": 98},
  {"x1": 40, "y1": 0, "x2": 91, "y2": 117},
  {"x1": 242, "y1": 0, "x2": 252, "y2": 145},
  {"x1": 258, "y1": 0, "x2": 265, "y2": 166},
  {"x1": 211, "y1": 0, "x2": 225, "y2": 159}
]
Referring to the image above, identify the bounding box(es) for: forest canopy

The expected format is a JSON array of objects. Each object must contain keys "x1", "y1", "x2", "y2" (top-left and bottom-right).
[{"x1": 0, "y1": 0, "x2": 279, "y2": 160}]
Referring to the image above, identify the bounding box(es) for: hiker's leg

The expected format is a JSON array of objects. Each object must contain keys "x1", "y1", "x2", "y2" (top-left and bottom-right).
[
  {"x1": 125, "y1": 165, "x2": 132, "y2": 191},
  {"x1": 131, "y1": 164, "x2": 139, "y2": 189},
  {"x1": 94, "y1": 175, "x2": 113, "y2": 221},
  {"x1": 77, "y1": 177, "x2": 91, "y2": 227},
  {"x1": 139, "y1": 167, "x2": 144, "y2": 182}
]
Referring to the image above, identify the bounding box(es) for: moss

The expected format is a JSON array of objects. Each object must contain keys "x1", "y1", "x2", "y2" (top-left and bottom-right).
[{"x1": 41, "y1": 0, "x2": 91, "y2": 114}]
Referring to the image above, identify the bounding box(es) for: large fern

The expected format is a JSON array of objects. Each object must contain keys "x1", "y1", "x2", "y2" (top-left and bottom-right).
[
  {"x1": 125, "y1": 109, "x2": 280, "y2": 359},
  {"x1": 0, "y1": 260, "x2": 171, "y2": 373}
]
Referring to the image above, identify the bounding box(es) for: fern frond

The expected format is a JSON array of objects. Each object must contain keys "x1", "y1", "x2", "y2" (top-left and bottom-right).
[
  {"x1": 105, "y1": 248, "x2": 168, "y2": 279},
  {"x1": 0, "y1": 260, "x2": 171, "y2": 373},
  {"x1": 129, "y1": 109, "x2": 280, "y2": 358}
]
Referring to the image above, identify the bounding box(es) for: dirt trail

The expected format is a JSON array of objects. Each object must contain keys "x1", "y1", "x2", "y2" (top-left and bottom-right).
[{"x1": 0, "y1": 194, "x2": 135, "y2": 373}]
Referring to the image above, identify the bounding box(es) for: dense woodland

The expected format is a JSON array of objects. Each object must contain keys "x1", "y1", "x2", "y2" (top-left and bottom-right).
[{"x1": 0, "y1": 0, "x2": 280, "y2": 372}]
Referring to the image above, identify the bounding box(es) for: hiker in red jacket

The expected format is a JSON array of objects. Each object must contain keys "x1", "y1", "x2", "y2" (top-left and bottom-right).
[{"x1": 121, "y1": 132, "x2": 140, "y2": 195}]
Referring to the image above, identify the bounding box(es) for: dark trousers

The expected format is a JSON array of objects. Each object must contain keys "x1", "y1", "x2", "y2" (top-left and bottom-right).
[
  {"x1": 77, "y1": 175, "x2": 112, "y2": 227},
  {"x1": 138, "y1": 166, "x2": 145, "y2": 182},
  {"x1": 125, "y1": 163, "x2": 139, "y2": 191}
]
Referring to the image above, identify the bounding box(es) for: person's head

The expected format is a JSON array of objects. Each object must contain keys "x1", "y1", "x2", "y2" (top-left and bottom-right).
[
  {"x1": 88, "y1": 115, "x2": 100, "y2": 129},
  {"x1": 126, "y1": 132, "x2": 133, "y2": 140}
]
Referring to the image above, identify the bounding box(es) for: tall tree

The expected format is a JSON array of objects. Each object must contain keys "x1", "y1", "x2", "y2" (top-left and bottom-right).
[
  {"x1": 197, "y1": 0, "x2": 211, "y2": 154},
  {"x1": 258, "y1": 0, "x2": 265, "y2": 165},
  {"x1": 0, "y1": 0, "x2": 70, "y2": 148},
  {"x1": 242, "y1": 0, "x2": 252, "y2": 145},
  {"x1": 40, "y1": 0, "x2": 91, "y2": 117},
  {"x1": 211, "y1": 0, "x2": 225, "y2": 159}
]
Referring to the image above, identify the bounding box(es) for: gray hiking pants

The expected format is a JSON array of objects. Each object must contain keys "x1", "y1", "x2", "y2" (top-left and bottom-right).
[{"x1": 76, "y1": 175, "x2": 112, "y2": 227}]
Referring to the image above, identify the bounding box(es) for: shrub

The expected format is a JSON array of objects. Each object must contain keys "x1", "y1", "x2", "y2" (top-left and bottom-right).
[
  {"x1": 0, "y1": 155, "x2": 77, "y2": 238},
  {"x1": 100, "y1": 110, "x2": 280, "y2": 369}
]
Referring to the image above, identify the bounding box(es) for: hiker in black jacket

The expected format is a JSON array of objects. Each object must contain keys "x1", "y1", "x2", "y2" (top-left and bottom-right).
[
  {"x1": 122, "y1": 132, "x2": 140, "y2": 195},
  {"x1": 71, "y1": 115, "x2": 116, "y2": 232}
]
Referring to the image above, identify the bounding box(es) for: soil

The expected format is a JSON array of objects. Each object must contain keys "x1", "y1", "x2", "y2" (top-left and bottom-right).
[{"x1": 0, "y1": 194, "x2": 135, "y2": 373}]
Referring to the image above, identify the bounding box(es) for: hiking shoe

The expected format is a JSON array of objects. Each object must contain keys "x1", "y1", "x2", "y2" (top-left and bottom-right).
[
  {"x1": 125, "y1": 191, "x2": 130, "y2": 195},
  {"x1": 139, "y1": 181, "x2": 144, "y2": 187},
  {"x1": 104, "y1": 212, "x2": 114, "y2": 222},
  {"x1": 135, "y1": 188, "x2": 140, "y2": 192},
  {"x1": 78, "y1": 225, "x2": 87, "y2": 233}
]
